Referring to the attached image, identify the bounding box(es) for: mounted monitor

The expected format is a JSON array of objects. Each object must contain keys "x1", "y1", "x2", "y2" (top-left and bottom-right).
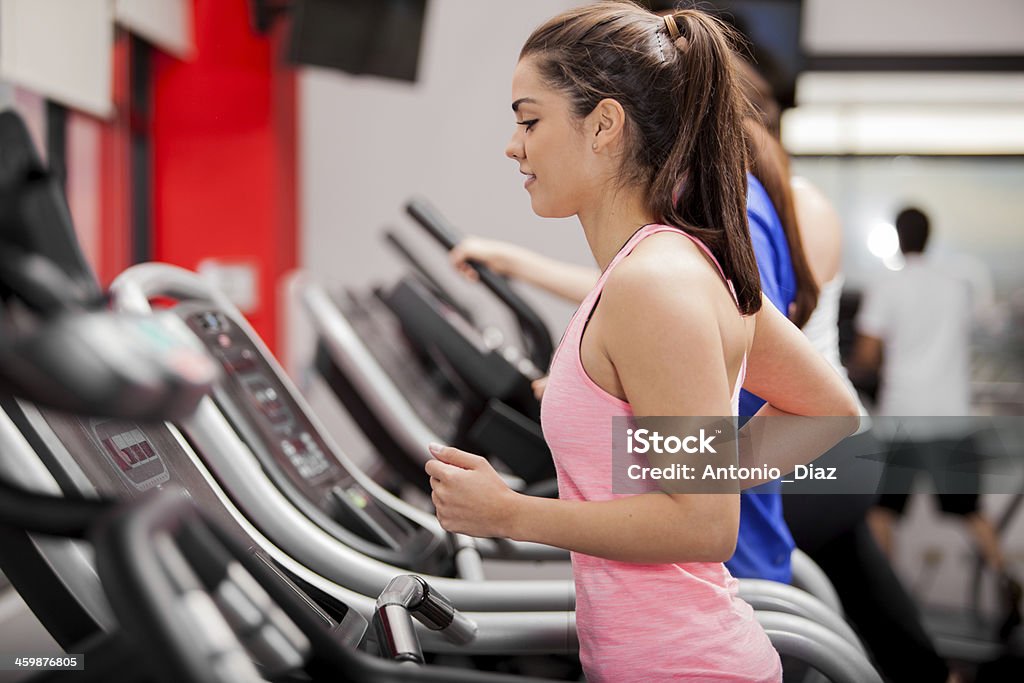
[{"x1": 288, "y1": 0, "x2": 428, "y2": 82}]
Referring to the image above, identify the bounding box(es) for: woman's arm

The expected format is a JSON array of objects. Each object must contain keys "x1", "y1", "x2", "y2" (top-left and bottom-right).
[
  {"x1": 428, "y1": 444, "x2": 737, "y2": 564},
  {"x1": 451, "y1": 237, "x2": 598, "y2": 304},
  {"x1": 743, "y1": 296, "x2": 859, "y2": 419},
  {"x1": 733, "y1": 296, "x2": 861, "y2": 485}
]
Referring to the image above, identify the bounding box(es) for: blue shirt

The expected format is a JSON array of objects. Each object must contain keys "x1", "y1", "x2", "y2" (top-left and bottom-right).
[{"x1": 723, "y1": 174, "x2": 797, "y2": 583}]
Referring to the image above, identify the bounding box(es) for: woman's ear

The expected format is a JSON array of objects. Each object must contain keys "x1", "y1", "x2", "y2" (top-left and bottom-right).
[{"x1": 589, "y1": 98, "x2": 627, "y2": 153}]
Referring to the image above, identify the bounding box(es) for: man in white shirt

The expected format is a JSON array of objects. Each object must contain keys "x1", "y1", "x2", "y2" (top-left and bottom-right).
[{"x1": 853, "y1": 207, "x2": 1020, "y2": 640}]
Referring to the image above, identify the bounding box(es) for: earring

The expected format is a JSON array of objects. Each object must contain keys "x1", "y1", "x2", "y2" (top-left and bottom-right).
[{"x1": 592, "y1": 143, "x2": 598, "y2": 151}]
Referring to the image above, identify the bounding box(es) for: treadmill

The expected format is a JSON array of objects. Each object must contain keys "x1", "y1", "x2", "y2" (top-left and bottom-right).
[
  {"x1": 923, "y1": 465, "x2": 1024, "y2": 666},
  {"x1": 0, "y1": 109, "x2": 881, "y2": 683},
  {"x1": 103, "y1": 268, "x2": 881, "y2": 682},
  {"x1": 0, "y1": 404, "x2": 568, "y2": 681},
  {"x1": 109, "y1": 262, "x2": 579, "y2": 613},
  {"x1": 318, "y1": 279, "x2": 546, "y2": 491}
]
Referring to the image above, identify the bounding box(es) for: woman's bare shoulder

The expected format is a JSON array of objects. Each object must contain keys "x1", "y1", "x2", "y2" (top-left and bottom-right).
[
  {"x1": 600, "y1": 232, "x2": 728, "y2": 324},
  {"x1": 612, "y1": 231, "x2": 723, "y2": 288}
]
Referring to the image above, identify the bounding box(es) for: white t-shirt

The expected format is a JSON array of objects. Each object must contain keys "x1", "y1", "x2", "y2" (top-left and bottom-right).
[
  {"x1": 804, "y1": 274, "x2": 868, "y2": 419},
  {"x1": 856, "y1": 254, "x2": 975, "y2": 422}
]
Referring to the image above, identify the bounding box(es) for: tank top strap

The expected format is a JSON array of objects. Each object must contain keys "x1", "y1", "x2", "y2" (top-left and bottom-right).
[
  {"x1": 585, "y1": 223, "x2": 747, "y2": 407},
  {"x1": 595, "y1": 224, "x2": 739, "y2": 307}
]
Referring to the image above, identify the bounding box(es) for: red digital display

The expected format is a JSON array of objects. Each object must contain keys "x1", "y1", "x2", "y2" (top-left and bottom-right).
[{"x1": 101, "y1": 430, "x2": 158, "y2": 472}]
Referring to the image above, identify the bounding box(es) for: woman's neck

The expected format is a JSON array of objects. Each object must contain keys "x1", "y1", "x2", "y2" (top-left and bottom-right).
[{"x1": 578, "y1": 185, "x2": 658, "y2": 271}]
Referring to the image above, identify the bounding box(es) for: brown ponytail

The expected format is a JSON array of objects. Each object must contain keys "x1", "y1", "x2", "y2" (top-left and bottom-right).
[
  {"x1": 733, "y1": 57, "x2": 819, "y2": 327},
  {"x1": 520, "y1": 2, "x2": 762, "y2": 316},
  {"x1": 743, "y1": 119, "x2": 819, "y2": 327}
]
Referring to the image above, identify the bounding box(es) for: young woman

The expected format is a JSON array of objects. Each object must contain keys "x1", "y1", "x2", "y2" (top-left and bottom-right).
[
  {"x1": 452, "y1": 122, "x2": 812, "y2": 591},
  {"x1": 425, "y1": 4, "x2": 858, "y2": 680}
]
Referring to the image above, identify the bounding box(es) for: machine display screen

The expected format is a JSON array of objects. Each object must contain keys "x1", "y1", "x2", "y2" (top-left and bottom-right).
[
  {"x1": 183, "y1": 310, "x2": 344, "y2": 492},
  {"x1": 178, "y1": 305, "x2": 420, "y2": 554},
  {"x1": 91, "y1": 419, "x2": 169, "y2": 491}
]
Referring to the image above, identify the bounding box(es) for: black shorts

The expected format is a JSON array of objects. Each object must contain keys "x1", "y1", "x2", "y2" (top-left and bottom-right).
[
  {"x1": 784, "y1": 430, "x2": 880, "y2": 553},
  {"x1": 875, "y1": 435, "x2": 981, "y2": 517}
]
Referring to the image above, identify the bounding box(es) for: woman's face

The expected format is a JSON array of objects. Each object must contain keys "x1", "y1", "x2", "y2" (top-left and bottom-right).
[{"x1": 505, "y1": 57, "x2": 596, "y2": 219}]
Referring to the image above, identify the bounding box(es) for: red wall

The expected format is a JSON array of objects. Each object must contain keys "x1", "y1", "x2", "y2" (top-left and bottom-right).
[{"x1": 151, "y1": 0, "x2": 297, "y2": 351}]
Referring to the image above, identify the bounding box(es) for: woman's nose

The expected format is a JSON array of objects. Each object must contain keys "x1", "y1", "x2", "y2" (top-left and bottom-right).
[{"x1": 505, "y1": 133, "x2": 523, "y2": 161}]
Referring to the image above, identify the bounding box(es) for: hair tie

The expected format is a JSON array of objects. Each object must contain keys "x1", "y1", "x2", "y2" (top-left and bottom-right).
[{"x1": 663, "y1": 14, "x2": 681, "y2": 40}]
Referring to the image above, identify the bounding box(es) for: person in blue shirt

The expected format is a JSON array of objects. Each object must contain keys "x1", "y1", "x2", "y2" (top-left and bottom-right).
[{"x1": 728, "y1": 172, "x2": 798, "y2": 583}]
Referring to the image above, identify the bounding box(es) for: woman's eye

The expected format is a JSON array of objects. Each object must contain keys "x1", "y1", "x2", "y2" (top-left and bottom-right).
[{"x1": 517, "y1": 119, "x2": 538, "y2": 132}]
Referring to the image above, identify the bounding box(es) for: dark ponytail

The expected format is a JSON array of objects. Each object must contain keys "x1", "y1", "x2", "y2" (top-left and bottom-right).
[
  {"x1": 521, "y1": 2, "x2": 762, "y2": 316},
  {"x1": 653, "y1": 10, "x2": 760, "y2": 316},
  {"x1": 735, "y1": 58, "x2": 819, "y2": 328},
  {"x1": 743, "y1": 119, "x2": 819, "y2": 327}
]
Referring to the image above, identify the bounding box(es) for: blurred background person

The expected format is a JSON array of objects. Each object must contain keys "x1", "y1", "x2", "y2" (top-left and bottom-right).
[{"x1": 853, "y1": 206, "x2": 1023, "y2": 641}]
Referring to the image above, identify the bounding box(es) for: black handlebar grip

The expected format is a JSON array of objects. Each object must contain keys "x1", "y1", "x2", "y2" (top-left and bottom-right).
[{"x1": 405, "y1": 197, "x2": 460, "y2": 250}]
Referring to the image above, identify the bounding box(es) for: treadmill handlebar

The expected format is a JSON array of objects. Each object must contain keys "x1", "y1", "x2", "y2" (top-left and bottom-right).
[
  {"x1": 404, "y1": 198, "x2": 554, "y2": 370},
  {"x1": 383, "y1": 230, "x2": 476, "y2": 325},
  {"x1": 0, "y1": 478, "x2": 113, "y2": 537},
  {"x1": 405, "y1": 198, "x2": 460, "y2": 250},
  {"x1": 93, "y1": 487, "x2": 313, "y2": 683},
  {"x1": 375, "y1": 575, "x2": 478, "y2": 648},
  {"x1": 0, "y1": 110, "x2": 104, "y2": 313},
  {"x1": 0, "y1": 111, "x2": 217, "y2": 423}
]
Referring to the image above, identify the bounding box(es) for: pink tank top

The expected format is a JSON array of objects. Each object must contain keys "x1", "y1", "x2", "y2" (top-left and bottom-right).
[{"x1": 540, "y1": 225, "x2": 781, "y2": 682}]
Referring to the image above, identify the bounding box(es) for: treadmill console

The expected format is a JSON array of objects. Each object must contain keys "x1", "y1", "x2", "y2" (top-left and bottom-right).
[
  {"x1": 382, "y1": 278, "x2": 535, "y2": 412},
  {"x1": 178, "y1": 304, "x2": 428, "y2": 558},
  {"x1": 19, "y1": 406, "x2": 253, "y2": 544},
  {"x1": 6, "y1": 400, "x2": 366, "y2": 657}
]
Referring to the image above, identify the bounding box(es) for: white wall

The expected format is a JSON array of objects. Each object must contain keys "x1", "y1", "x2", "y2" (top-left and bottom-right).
[
  {"x1": 803, "y1": 0, "x2": 1024, "y2": 55},
  {"x1": 299, "y1": 0, "x2": 585, "y2": 338},
  {"x1": 115, "y1": 0, "x2": 194, "y2": 58}
]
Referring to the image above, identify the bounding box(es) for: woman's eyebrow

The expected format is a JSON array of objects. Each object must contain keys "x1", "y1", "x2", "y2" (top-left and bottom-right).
[{"x1": 512, "y1": 97, "x2": 538, "y2": 113}]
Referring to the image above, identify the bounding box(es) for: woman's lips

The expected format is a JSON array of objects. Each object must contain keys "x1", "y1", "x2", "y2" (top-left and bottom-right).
[{"x1": 524, "y1": 174, "x2": 536, "y2": 189}]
